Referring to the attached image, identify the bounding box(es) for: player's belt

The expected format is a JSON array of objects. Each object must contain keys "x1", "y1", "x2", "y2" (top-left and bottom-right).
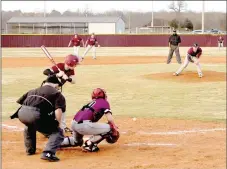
[{"x1": 74, "y1": 120, "x2": 91, "y2": 124}]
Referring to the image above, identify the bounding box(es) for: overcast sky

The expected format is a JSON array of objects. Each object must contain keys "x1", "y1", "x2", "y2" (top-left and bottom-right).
[{"x1": 2, "y1": 1, "x2": 226, "y2": 13}]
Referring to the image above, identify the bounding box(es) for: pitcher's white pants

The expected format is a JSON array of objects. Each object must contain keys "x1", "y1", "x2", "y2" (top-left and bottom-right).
[
  {"x1": 61, "y1": 120, "x2": 110, "y2": 146},
  {"x1": 82, "y1": 45, "x2": 96, "y2": 59},
  {"x1": 176, "y1": 54, "x2": 202, "y2": 76}
]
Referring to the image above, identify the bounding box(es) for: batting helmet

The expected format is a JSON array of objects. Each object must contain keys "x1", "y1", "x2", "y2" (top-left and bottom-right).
[
  {"x1": 65, "y1": 54, "x2": 79, "y2": 67},
  {"x1": 91, "y1": 88, "x2": 107, "y2": 100}
]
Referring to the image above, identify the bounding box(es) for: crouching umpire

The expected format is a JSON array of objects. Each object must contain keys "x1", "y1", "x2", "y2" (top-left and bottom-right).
[{"x1": 10, "y1": 74, "x2": 66, "y2": 162}]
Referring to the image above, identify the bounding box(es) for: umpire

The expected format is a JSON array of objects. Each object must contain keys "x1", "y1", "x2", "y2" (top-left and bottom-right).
[
  {"x1": 11, "y1": 74, "x2": 66, "y2": 162},
  {"x1": 167, "y1": 30, "x2": 182, "y2": 64}
]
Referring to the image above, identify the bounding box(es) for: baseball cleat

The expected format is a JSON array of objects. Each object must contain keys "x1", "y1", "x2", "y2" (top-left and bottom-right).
[
  {"x1": 198, "y1": 74, "x2": 203, "y2": 78},
  {"x1": 82, "y1": 141, "x2": 99, "y2": 152},
  {"x1": 41, "y1": 151, "x2": 60, "y2": 162},
  {"x1": 173, "y1": 72, "x2": 179, "y2": 76}
]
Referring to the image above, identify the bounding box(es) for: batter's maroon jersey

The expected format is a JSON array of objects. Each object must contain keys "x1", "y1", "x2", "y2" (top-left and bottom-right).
[
  {"x1": 71, "y1": 37, "x2": 83, "y2": 46},
  {"x1": 73, "y1": 98, "x2": 111, "y2": 122},
  {"x1": 87, "y1": 37, "x2": 97, "y2": 46},
  {"x1": 187, "y1": 47, "x2": 202, "y2": 58},
  {"x1": 51, "y1": 63, "x2": 75, "y2": 77},
  {"x1": 218, "y1": 37, "x2": 224, "y2": 43}
]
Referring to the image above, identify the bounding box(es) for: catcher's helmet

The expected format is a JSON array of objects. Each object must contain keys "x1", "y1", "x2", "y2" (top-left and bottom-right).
[
  {"x1": 65, "y1": 54, "x2": 79, "y2": 67},
  {"x1": 91, "y1": 88, "x2": 107, "y2": 100}
]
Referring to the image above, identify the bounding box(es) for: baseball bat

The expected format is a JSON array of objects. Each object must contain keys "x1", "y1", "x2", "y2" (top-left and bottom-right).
[
  {"x1": 41, "y1": 45, "x2": 61, "y2": 72},
  {"x1": 41, "y1": 45, "x2": 72, "y2": 82}
]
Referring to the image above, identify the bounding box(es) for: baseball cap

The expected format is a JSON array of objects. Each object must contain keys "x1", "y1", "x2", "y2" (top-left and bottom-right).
[{"x1": 193, "y1": 43, "x2": 199, "y2": 47}]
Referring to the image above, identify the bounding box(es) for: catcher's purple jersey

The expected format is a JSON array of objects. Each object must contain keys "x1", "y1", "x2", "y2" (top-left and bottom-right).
[{"x1": 73, "y1": 98, "x2": 111, "y2": 122}]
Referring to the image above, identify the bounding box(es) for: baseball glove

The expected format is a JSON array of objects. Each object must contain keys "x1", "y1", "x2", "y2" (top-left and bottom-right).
[
  {"x1": 187, "y1": 54, "x2": 194, "y2": 63},
  {"x1": 106, "y1": 130, "x2": 120, "y2": 144}
]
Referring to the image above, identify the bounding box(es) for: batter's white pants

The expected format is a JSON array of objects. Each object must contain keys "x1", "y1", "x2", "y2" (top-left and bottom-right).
[
  {"x1": 73, "y1": 46, "x2": 80, "y2": 56},
  {"x1": 61, "y1": 120, "x2": 111, "y2": 146},
  {"x1": 176, "y1": 54, "x2": 202, "y2": 76},
  {"x1": 82, "y1": 45, "x2": 96, "y2": 59}
]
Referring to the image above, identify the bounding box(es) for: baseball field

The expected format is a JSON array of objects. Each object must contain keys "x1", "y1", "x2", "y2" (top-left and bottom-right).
[{"x1": 2, "y1": 47, "x2": 226, "y2": 169}]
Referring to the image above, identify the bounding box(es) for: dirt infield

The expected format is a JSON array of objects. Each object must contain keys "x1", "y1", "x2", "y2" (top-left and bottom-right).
[
  {"x1": 2, "y1": 56, "x2": 226, "y2": 68},
  {"x1": 2, "y1": 117, "x2": 226, "y2": 169},
  {"x1": 143, "y1": 71, "x2": 226, "y2": 83},
  {"x1": 2, "y1": 56, "x2": 226, "y2": 169}
]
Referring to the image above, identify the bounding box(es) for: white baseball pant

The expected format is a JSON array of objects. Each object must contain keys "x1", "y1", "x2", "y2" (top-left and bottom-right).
[
  {"x1": 73, "y1": 46, "x2": 80, "y2": 56},
  {"x1": 61, "y1": 120, "x2": 111, "y2": 146},
  {"x1": 82, "y1": 45, "x2": 96, "y2": 59},
  {"x1": 176, "y1": 54, "x2": 203, "y2": 76},
  {"x1": 218, "y1": 42, "x2": 223, "y2": 49}
]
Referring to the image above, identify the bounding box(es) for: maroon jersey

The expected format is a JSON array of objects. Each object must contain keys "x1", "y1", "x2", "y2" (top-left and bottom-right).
[
  {"x1": 187, "y1": 47, "x2": 202, "y2": 58},
  {"x1": 51, "y1": 63, "x2": 75, "y2": 77},
  {"x1": 87, "y1": 37, "x2": 97, "y2": 46},
  {"x1": 73, "y1": 98, "x2": 111, "y2": 122},
  {"x1": 71, "y1": 37, "x2": 82, "y2": 46},
  {"x1": 218, "y1": 37, "x2": 224, "y2": 43}
]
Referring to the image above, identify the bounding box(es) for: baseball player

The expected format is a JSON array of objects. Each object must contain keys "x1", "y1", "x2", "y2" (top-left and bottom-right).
[
  {"x1": 43, "y1": 54, "x2": 79, "y2": 133},
  {"x1": 10, "y1": 74, "x2": 66, "y2": 162},
  {"x1": 81, "y1": 33, "x2": 100, "y2": 60},
  {"x1": 167, "y1": 30, "x2": 182, "y2": 64},
  {"x1": 68, "y1": 33, "x2": 84, "y2": 56},
  {"x1": 173, "y1": 43, "x2": 203, "y2": 78},
  {"x1": 218, "y1": 36, "x2": 224, "y2": 50},
  {"x1": 60, "y1": 88, "x2": 119, "y2": 152}
]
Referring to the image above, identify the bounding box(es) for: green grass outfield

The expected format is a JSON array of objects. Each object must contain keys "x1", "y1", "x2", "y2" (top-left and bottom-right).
[{"x1": 2, "y1": 62, "x2": 226, "y2": 122}]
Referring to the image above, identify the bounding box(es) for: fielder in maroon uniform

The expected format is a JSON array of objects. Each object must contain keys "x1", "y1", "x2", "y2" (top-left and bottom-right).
[
  {"x1": 68, "y1": 34, "x2": 84, "y2": 57},
  {"x1": 60, "y1": 88, "x2": 119, "y2": 152},
  {"x1": 218, "y1": 36, "x2": 224, "y2": 50},
  {"x1": 82, "y1": 33, "x2": 100, "y2": 60},
  {"x1": 174, "y1": 43, "x2": 203, "y2": 78}
]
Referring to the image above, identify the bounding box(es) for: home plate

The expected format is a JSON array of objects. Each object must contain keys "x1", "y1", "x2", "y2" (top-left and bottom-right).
[{"x1": 124, "y1": 142, "x2": 177, "y2": 147}]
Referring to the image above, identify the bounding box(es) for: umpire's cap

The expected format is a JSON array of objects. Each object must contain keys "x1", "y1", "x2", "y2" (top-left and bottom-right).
[{"x1": 43, "y1": 74, "x2": 63, "y2": 87}]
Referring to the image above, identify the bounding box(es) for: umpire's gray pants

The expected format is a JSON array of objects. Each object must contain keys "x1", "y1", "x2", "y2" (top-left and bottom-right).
[
  {"x1": 18, "y1": 106, "x2": 64, "y2": 154},
  {"x1": 167, "y1": 45, "x2": 182, "y2": 64}
]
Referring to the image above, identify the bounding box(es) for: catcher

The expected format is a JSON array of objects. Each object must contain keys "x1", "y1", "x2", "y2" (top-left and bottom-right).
[
  {"x1": 173, "y1": 43, "x2": 203, "y2": 78},
  {"x1": 60, "y1": 88, "x2": 120, "y2": 152},
  {"x1": 43, "y1": 54, "x2": 79, "y2": 133}
]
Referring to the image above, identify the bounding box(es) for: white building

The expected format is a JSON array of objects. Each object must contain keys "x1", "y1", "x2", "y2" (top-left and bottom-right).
[{"x1": 6, "y1": 16, "x2": 125, "y2": 34}]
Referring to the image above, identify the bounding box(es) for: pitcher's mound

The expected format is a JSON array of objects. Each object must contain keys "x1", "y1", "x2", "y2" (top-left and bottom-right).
[{"x1": 143, "y1": 71, "x2": 226, "y2": 83}]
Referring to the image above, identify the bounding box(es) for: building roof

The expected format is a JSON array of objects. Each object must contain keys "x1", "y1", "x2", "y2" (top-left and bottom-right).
[{"x1": 7, "y1": 16, "x2": 123, "y2": 24}]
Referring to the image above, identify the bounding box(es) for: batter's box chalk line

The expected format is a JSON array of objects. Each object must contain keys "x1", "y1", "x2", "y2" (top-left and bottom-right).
[
  {"x1": 124, "y1": 143, "x2": 177, "y2": 147},
  {"x1": 2, "y1": 124, "x2": 226, "y2": 135}
]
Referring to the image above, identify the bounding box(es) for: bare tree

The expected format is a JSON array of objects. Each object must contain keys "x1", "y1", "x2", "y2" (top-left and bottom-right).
[{"x1": 169, "y1": 1, "x2": 187, "y2": 13}]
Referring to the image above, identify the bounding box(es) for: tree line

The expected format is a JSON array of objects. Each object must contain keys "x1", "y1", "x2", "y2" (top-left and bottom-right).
[{"x1": 1, "y1": 1, "x2": 226, "y2": 32}]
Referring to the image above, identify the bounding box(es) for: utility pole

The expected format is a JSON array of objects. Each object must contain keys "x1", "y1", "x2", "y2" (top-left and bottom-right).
[
  {"x1": 151, "y1": 1, "x2": 154, "y2": 27},
  {"x1": 202, "y1": 1, "x2": 205, "y2": 34}
]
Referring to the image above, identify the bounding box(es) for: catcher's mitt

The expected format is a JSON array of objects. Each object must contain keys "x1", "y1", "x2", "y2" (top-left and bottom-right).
[{"x1": 106, "y1": 130, "x2": 120, "y2": 144}]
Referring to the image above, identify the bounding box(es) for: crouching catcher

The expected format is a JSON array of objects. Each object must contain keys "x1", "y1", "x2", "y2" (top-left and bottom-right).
[{"x1": 60, "y1": 88, "x2": 120, "y2": 152}]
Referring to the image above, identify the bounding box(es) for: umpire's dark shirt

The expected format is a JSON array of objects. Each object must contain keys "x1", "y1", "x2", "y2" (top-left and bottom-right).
[
  {"x1": 169, "y1": 34, "x2": 181, "y2": 46},
  {"x1": 17, "y1": 85, "x2": 66, "y2": 116}
]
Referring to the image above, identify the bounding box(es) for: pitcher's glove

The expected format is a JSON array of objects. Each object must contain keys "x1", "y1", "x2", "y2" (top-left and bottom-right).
[{"x1": 187, "y1": 54, "x2": 194, "y2": 63}]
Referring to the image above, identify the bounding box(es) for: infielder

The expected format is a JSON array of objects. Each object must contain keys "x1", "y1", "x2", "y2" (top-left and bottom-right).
[
  {"x1": 218, "y1": 36, "x2": 224, "y2": 50},
  {"x1": 81, "y1": 33, "x2": 100, "y2": 60},
  {"x1": 167, "y1": 30, "x2": 182, "y2": 64},
  {"x1": 60, "y1": 88, "x2": 119, "y2": 152},
  {"x1": 68, "y1": 33, "x2": 84, "y2": 56},
  {"x1": 173, "y1": 43, "x2": 203, "y2": 78},
  {"x1": 10, "y1": 74, "x2": 66, "y2": 162},
  {"x1": 43, "y1": 54, "x2": 79, "y2": 133}
]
